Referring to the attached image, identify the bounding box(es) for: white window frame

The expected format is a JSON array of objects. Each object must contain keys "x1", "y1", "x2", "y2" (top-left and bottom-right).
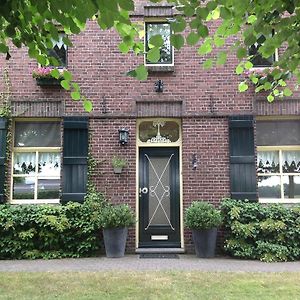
[
  {"x1": 257, "y1": 146, "x2": 300, "y2": 203},
  {"x1": 11, "y1": 119, "x2": 61, "y2": 204},
  {"x1": 144, "y1": 21, "x2": 174, "y2": 67},
  {"x1": 249, "y1": 31, "x2": 278, "y2": 69}
]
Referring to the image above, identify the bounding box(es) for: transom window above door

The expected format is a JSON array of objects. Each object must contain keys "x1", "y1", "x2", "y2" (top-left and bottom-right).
[
  {"x1": 138, "y1": 119, "x2": 181, "y2": 145},
  {"x1": 257, "y1": 120, "x2": 300, "y2": 203},
  {"x1": 12, "y1": 121, "x2": 61, "y2": 204}
]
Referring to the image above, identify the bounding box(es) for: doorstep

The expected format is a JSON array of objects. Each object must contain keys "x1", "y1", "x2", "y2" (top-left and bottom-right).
[{"x1": 135, "y1": 248, "x2": 185, "y2": 254}]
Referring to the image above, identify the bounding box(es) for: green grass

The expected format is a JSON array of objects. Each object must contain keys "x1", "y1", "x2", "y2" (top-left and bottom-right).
[{"x1": 0, "y1": 271, "x2": 299, "y2": 300}]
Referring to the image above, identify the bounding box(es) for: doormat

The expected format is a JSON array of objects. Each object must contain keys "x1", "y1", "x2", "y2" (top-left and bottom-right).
[{"x1": 139, "y1": 253, "x2": 179, "y2": 259}]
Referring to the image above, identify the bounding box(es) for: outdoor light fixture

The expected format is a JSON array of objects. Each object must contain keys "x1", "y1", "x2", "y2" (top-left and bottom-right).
[
  {"x1": 155, "y1": 80, "x2": 164, "y2": 92},
  {"x1": 119, "y1": 128, "x2": 129, "y2": 145}
]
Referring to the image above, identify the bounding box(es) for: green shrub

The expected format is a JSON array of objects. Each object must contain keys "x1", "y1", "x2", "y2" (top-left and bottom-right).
[
  {"x1": 185, "y1": 201, "x2": 222, "y2": 230},
  {"x1": 0, "y1": 190, "x2": 106, "y2": 259},
  {"x1": 100, "y1": 204, "x2": 135, "y2": 229},
  {"x1": 221, "y1": 198, "x2": 300, "y2": 262}
]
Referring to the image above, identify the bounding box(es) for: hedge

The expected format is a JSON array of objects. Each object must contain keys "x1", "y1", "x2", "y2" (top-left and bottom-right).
[
  {"x1": 221, "y1": 199, "x2": 300, "y2": 262},
  {"x1": 0, "y1": 190, "x2": 105, "y2": 259}
]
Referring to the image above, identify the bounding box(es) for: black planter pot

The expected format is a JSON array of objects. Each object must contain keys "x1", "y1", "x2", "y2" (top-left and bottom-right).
[
  {"x1": 36, "y1": 78, "x2": 62, "y2": 86},
  {"x1": 192, "y1": 228, "x2": 218, "y2": 258},
  {"x1": 103, "y1": 227, "x2": 128, "y2": 258}
]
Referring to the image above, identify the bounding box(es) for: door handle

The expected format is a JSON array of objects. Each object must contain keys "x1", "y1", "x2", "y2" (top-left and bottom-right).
[{"x1": 139, "y1": 187, "x2": 148, "y2": 196}]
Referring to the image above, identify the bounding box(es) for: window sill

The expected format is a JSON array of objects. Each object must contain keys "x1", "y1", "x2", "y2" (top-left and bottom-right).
[
  {"x1": 259, "y1": 198, "x2": 300, "y2": 204},
  {"x1": 146, "y1": 65, "x2": 175, "y2": 73},
  {"x1": 11, "y1": 199, "x2": 60, "y2": 205}
]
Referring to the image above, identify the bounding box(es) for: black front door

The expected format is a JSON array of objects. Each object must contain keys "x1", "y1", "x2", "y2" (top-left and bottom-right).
[{"x1": 139, "y1": 147, "x2": 180, "y2": 248}]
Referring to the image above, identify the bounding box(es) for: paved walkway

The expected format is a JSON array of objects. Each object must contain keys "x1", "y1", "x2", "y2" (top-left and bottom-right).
[{"x1": 1, "y1": 255, "x2": 300, "y2": 272}]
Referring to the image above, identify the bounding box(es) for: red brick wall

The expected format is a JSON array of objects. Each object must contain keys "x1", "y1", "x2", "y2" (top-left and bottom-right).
[{"x1": 0, "y1": 2, "x2": 299, "y2": 253}]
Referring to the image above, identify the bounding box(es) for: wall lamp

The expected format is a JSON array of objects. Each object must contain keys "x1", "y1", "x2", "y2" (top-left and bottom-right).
[{"x1": 119, "y1": 128, "x2": 129, "y2": 145}]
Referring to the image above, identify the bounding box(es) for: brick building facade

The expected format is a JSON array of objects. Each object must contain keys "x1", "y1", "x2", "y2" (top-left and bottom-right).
[{"x1": 0, "y1": 2, "x2": 299, "y2": 253}]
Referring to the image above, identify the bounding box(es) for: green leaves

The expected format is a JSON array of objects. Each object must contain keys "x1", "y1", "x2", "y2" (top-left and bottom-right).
[
  {"x1": 198, "y1": 39, "x2": 212, "y2": 55},
  {"x1": 186, "y1": 32, "x2": 200, "y2": 46},
  {"x1": 0, "y1": 43, "x2": 8, "y2": 53},
  {"x1": 170, "y1": 34, "x2": 184, "y2": 50},
  {"x1": 127, "y1": 65, "x2": 148, "y2": 81},
  {"x1": 236, "y1": 47, "x2": 247, "y2": 59},
  {"x1": 221, "y1": 199, "x2": 300, "y2": 262},
  {"x1": 147, "y1": 47, "x2": 160, "y2": 63},
  {"x1": 149, "y1": 35, "x2": 164, "y2": 48},
  {"x1": 238, "y1": 81, "x2": 248, "y2": 92}
]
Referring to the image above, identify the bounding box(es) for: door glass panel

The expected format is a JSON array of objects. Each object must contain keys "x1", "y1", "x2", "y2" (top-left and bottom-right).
[
  {"x1": 146, "y1": 155, "x2": 173, "y2": 229},
  {"x1": 139, "y1": 121, "x2": 179, "y2": 143}
]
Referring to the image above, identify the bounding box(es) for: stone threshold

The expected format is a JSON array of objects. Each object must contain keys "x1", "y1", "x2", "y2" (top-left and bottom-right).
[{"x1": 135, "y1": 248, "x2": 185, "y2": 254}]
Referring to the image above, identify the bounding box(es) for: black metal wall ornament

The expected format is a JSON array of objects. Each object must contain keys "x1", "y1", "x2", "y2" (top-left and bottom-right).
[
  {"x1": 155, "y1": 80, "x2": 164, "y2": 92},
  {"x1": 192, "y1": 154, "x2": 198, "y2": 170}
]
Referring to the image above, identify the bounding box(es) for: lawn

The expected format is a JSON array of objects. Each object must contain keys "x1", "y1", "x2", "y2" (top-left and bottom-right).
[{"x1": 0, "y1": 271, "x2": 299, "y2": 300}]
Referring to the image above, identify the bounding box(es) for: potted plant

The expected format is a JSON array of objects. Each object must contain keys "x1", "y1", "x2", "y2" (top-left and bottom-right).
[
  {"x1": 185, "y1": 201, "x2": 222, "y2": 258},
  {"x1": 32, "y1": 67, "x2": 65, "y2": 86},
  {"x1": 100, "y1": 204, "x2": 135, "y2": 258},
  {"x1": 111, "y1": 155, "x2": 127, "y2": 174}
]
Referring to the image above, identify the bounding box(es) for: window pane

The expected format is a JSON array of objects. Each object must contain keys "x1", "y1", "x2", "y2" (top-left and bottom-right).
[
  {"x1": 13, "y1": 152, "x2": 36, "y2": 175},
  {"x1": 282, "y1": 151, "x2": 300, "y2": 173},
  {"x1": 257, "y1": 151, "x2": 279, "y2": 174},
  {"x1": 38, "y1": 152, "x2": 61, "y2": 177},
  {"x1": 139, "y1": 121, "x2": 179, "y2": 143},
  {"x1": 146, "y1": 23, "x2": 172, "y2": 64},
  {"x1": 48, "y1": 34, "x2": 67, "y2": 67},
  {"x1": 13, "y1": 177, "x2": 35, "y2": 199},
  {"x1": 283, "y1": 175, "x2": 300, "y2": 199},
  {"x1": 14, "y1": 122, "x2": 60, "y2": 147},
  {"x1": 249, "y1": 33, "x2": 275, "y2": 67},
  {"x1": 258, "y1": 176, "x2": 281, "y2": 198},
  {"x1": 38, "y1": 179, "x2": 60, "y2": 199},
  {"x1": 257, "y1": 121, "x2": 300, "y2": 146}
]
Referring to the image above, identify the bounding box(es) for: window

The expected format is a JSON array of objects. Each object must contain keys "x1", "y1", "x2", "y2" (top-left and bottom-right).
[
  {"x1": 11, "y1": 121, "x2": 61, "y2": 204},
  {"x1": 145, "y1": 22, "x2": 173, "y2": 65},
  {"x1": 257, "y1": 120, "x2": 300, "y2": 203},
  {"x1": 48, "y1": 33, "x2": 67, "y2": 68},
  {"x1": 249, "y1": 32, "x2": 277, "y2": 67}
]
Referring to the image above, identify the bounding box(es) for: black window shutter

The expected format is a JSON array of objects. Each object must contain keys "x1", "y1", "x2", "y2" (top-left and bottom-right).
[
  {"x1": 229, "y1": 116, "x2": 257, "y2": 201},
  {"x1": 0, "y1": 118, "x2": 7, "y2": 203},
  {"x1": 62, "y1": 117, "x2": 89, "y2": 204}
]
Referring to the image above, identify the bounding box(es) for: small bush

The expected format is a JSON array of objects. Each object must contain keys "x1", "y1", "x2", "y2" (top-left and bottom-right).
[
  {"x1": 0, "y1": 190, "x2": 106, "y2": 259},
  {"x1": 221, "y1": 198, "x2": 300, "y2": 262},
  {"x1": 100, "y1": 204, "x2": 135, "y2": 229},
  {"x1": 185, "y1": 201, "x2": 222, "y2": 230}
]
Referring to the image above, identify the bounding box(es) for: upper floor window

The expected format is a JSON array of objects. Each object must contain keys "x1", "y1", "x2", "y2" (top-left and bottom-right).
[
  {"x1": 249, "y1": 33, "x2": 276, "y2": 67},
  {"x1": 11, "y1": 121, "x2": 61, "y2": 204},
  {"x1": 48, "y1": 33, "x2": 67, "y2": 68},
  {"x1": 257, "y1": 120, "x2": 300, "y2": 203},
  {"x1": 145, "y1": 22, "x2": 173, "y2": 65}
]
